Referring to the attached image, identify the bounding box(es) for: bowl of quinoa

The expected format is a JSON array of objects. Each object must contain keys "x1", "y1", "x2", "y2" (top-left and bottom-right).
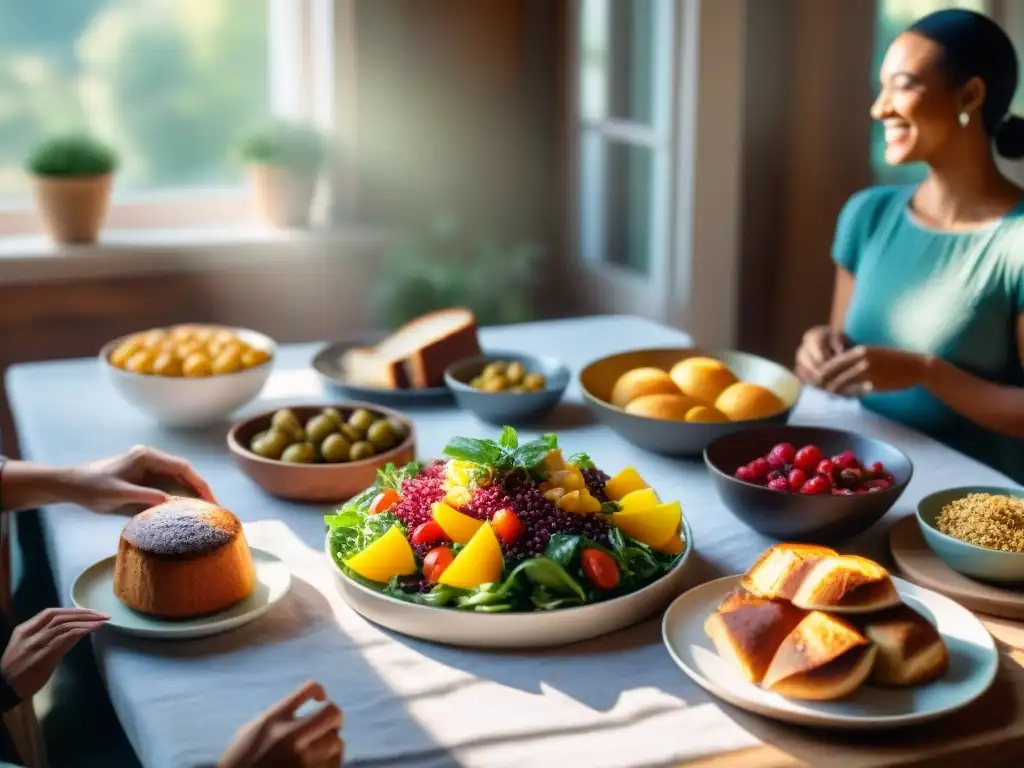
[
  {"x1": 917, "y1": 486, "x2": 1024, "y2": 584},
  {"x1": 323, "y1": 426, "x2": 694, "y2": 648}
]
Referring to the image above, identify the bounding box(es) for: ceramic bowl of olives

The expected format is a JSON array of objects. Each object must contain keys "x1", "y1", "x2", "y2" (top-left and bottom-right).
[
  {"x1": 444, "y1": 352, "x2": 570, "y2": 425},
  {"x1": 226, "y1": 403, "x2": 416, "y2": 502}
]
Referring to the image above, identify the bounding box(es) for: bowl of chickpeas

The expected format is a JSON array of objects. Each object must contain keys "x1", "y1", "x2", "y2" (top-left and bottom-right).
[
  {"x1": 227, "y1": 404, "x2": 416, "y2": 502},
  {"x1": 444, "y1": 352, "x2": 570, "y2": 425},
  {"x1": 100, "y1": 324, "x2": 276, "y2": 427}
]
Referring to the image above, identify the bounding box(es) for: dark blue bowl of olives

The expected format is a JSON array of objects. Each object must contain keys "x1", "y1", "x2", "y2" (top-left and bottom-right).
[
  {"x1": 227, "y1": 403, "x2": 416, "y2": 502},
  {"x1": 444, "y1": 352, "x2": 570, "y2": 426}
]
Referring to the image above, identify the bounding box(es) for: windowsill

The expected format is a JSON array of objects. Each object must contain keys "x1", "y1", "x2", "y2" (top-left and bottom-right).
[{"x1": 0, "y1": 226, "x2": 391, "y2": 286}]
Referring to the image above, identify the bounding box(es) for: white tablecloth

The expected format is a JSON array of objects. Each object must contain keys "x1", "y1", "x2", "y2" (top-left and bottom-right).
[{"x1": 5, "y1": 315, "x2": 1018, "y2": 768}]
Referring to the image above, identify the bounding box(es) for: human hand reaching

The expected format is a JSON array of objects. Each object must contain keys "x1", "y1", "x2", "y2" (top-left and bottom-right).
[
  {"x1": 795, "y1": 325, "x2": 852, "y2": 385},
  {"x1": 1, "y1": 608, "x2": 109, "y2": 699},
  {"x1": 218, "y1": 680, "x2": 344, "y2": 768},
  {"x1": 67, "y1": 445, "x2": 216, "y2": 514}
]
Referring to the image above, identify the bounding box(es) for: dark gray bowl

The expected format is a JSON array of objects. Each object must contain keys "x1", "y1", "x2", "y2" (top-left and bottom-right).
[
  {"x1": 579, "y1": 348, "x2": 802, "y2": 457},
  {"x1": 444, "y1": 352, "x2": 570, "y2": 425},
  {"x1": 704, "y1": 425, "x2": 913, "y2": 543}
]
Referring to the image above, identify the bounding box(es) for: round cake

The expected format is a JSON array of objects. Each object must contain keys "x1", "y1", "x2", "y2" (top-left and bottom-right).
[{"x1": 113, "y1": 498, "x2": 256, "y2": 619}]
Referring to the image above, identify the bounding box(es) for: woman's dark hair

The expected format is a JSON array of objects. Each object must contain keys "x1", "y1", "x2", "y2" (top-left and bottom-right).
[{"x1": 909, "y1": 9, "x2": 1024, "y2": 159}]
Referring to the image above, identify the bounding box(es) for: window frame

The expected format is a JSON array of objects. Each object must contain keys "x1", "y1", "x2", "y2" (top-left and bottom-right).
[{"x1": 0, "y1": 0, "x2": 353, "y2": 236}]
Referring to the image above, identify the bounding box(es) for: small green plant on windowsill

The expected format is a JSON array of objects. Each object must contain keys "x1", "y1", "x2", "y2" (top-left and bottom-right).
[
  {"x1": 26, "y1": 133, "x2": 118, "y2": 244},
  {"x1": 370, "y1": 215, "x2": 547, "y2": 330},
  {"x1": 239, "y1": 119, "x2": 327, "y2": 228}
]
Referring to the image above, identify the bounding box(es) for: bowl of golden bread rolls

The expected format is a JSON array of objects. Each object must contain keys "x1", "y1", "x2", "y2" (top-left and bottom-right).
[
  {"x1": 579, "y1": 348, "x2": 802, "y2": 456},
  {"x1": 101, "y1": 324, "x2": 275, "y2": 427}
]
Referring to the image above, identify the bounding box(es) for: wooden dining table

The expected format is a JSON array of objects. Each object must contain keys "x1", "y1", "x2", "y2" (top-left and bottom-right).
[{"x1": 5, "y1": 314, "x2": 1024, "y2": 768}]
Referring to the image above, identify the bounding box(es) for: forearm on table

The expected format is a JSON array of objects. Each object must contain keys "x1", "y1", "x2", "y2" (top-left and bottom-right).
[
  {"x1": 0, "y1": 460, "x2": 76, "y2": 514},
  {"x1": 921, "y1": 356, "x2": 1024, "y2": 439}
]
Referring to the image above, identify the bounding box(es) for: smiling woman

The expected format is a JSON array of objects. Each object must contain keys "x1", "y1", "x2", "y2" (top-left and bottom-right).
[{"x1": 794, "y1": 9, "x2": 1024, "y2": 484}]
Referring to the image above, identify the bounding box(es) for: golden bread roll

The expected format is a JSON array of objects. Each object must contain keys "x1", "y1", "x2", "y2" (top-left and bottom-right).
[
  {"x1": 669, "y1": 357, "x2": 737, "y2": 404},
  {"x1": 610, "y1": 367, "x2": 680, "y2": 408},
  {"x1": 790, "y1": 554, "x2": 901, "y2": 614},
  {"x1": 740, "y1": 543, "x2": 838, "y2": 602},
  {"x1": 704, "y1": 589, "x2": 806, "y2": 683},
  {"x1": 113, "y1": 498, "x2": 256, "y2": 619},
  {"x1": 858, "y1": 604, "x2": 949, "y2": 686},
  {"x1": 714, "y1": 382, "x2": 786, "y2": 421},
  {"x1": 761, "y1": 611, "x2": 877, "y2": 700},
  {"x1": 624, "y1": 393, "x2": 704, "y2": 421}
]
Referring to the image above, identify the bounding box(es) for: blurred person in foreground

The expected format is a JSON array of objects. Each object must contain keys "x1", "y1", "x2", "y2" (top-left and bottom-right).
[
  {"x1": 0, "y1": 446, "x2": 343, "y2": 766},
  {"x1": 796, "y1": 9, "x2": 1024, "y2": 483}
]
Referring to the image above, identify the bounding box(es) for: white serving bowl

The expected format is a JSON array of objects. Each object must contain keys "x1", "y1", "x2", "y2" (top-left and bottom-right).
[
  {"x1": 325, "y1": 516, "x2": 694, "y2": 649},
  {"x1": 100, "y1": 328, "x2": 276, "y2": 428}
]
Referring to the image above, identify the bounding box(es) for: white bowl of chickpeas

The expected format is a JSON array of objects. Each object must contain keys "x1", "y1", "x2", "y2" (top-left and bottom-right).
[{"x1": 101, "y1": 324, "x2": 276, "y2": 427}]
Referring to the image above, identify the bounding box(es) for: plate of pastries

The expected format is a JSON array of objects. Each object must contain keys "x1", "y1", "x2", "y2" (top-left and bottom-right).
[
  {"x1": 662, "y1": 543, "x2": 998, "y2": 729},
  {"x1": 72, "y1": 497, "x2": 290, "y2": 639}
]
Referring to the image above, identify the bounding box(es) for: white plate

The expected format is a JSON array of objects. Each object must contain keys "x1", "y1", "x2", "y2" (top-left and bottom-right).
[
  {"x1": 662, "y1": 574, "x2": 998, "y2": 730},
  {"x1": 71, "y1": 548, "x2": 291, "y2": 640},
  {"x1": 326, "y1": 516, "x2": 694, "y2": 649}
]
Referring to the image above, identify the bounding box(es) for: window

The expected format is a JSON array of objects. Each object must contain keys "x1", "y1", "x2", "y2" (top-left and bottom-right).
[
  {"x1": 575, "y1": 0, "x2": 673, "y2": 278},
  {"x1": 0, "y1": 0, "x2": 338, "y2": 234},
  {"x1": 872, "y1": 0, "x2": 998, "y2": 185}
]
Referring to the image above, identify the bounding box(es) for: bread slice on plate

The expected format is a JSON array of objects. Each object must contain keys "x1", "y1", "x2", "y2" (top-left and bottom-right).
[
  {"x1": 341, "y1": 308, "x2": 482, "y2": 389},
  {"x1": 790, "y1": 554, "x2": 901, "y2": 614},
  {"x1": 858, "y1": 603, "x2": 949, "y2": 686},
  {"x1": 740, "y1": 543, "x2": 838, "y2": 602},
  {"x1": 704, "y1": 589, "x2": 806, "y2": 684},
  {"x1": 762, "y1": 611, "x2": 877, "y2": 700}
]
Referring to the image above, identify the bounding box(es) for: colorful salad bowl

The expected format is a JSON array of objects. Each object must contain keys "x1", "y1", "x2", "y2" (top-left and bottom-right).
[{"x1": 324, "y1": 427, "x2": 694, "y2": 648}]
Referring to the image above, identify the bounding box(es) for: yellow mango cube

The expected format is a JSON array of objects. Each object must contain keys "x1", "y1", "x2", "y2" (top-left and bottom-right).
[
  {"x1": 432, "y1": 501, "x2": 484, "y2": 544},
  {"x1": 557, "y1": 490, "x2": 582, "y2": 513},
  {"x1": 544, "y1": 449, "x2": 567, "y2": 474},
  {"x1": 443, "y1": 486, "x2": 473, "y2": 508},
  {"x1": 344, "y1": 526, "x2": 416, "y2": 583},
  {"x1": 578, "y1": 488, "x2": 602, "y2": 513},
  {"x1": 612, "y1": 500, "x2": 683, "y2": 548},
  {"x1": 438, "y1": 523, "x2": 504, "y2": 589},
  {"x1": 618, "y1": 487, "x2": 660, "y2": 513},
  {"x1": 655, "y1": 533, "x2": 686, "y2": 554},
  {"x1": 605, "y1": 467, "x2": 651, "y2": 501}
]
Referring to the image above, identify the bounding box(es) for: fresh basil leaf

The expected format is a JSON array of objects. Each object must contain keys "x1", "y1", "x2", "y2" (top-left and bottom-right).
[
  {"x1": 568, "y1": 452, "x2": 595, "y2": 469},
  {"x1": 508, "y1": 557, "x2": 587, "y2": 601},
  {"x1": 498, "y1": 426, "x2": 519, "y2": 451},
  {"x1": 544, "y1": 533, "x2": 582, "y2": 568},
  {"x1": 443, "y1": 436, "x2": 504, "y2": 466},
  {"x1": 323, "y1": 510, "x2": 360, "y2": 529}
]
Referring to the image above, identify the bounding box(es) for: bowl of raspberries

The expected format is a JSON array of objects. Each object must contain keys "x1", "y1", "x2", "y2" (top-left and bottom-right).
[{"x1": 703, "y1": 426, "x2": 912, "y2": 542}]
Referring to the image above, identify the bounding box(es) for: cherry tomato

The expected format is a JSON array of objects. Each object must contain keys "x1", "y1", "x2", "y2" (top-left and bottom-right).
[
  {"x1": 411, "y1": 520, "x2": 446, "y2": 547},
  {"x1": 369, "y1": 489, "x2": 401, "y2": 515},
  {"x1": 491, "y1": 509, "x2": 525, "y2": 545},
  {"x1": 423, "y1": 547, "x2": 454, "y2": 583},
  {"x1": 581, "y1": 548, "x2": 619, "y2": 590}
]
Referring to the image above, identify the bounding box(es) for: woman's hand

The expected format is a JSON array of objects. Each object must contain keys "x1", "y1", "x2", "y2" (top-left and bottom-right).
[
  {"x1": 1, "y1": 608, "x2": 109, "y2": 699},
  {"x1": 68, "y1": 445, "x2": 216, "y2": 514},
  {"x1": 816, "y1": 345, "x2": 929, "y2": 395},
  {"x1": 795, "y1": 325, "x2": 851, "y2": 383},
  {"x1": 218, "y1": 680, "x2": 344, "y2": 768}
]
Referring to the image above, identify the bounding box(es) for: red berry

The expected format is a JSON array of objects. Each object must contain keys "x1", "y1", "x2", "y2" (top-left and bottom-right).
[
  {"x1": 749, "y1": 457, "x2": 771, "y2": 481},
  {"x1": 864, "y1": 479, "x2": 891, "y2": 491},
  {"x1": 491, "y1": 509, "x2": 525, "y2": 545},
  {"x1": 766, "y1": 453, "x2": 787, "y2": 471},
  {"x1": 770, "y1": 443, "x2": 796, "y2": 465},
  {"x1": 800, "y1": 475, "x2": 830, "y2": 495},
  {"x1": 833, "y1": 450, "x2": 859, "y2": 470},
  {"x1": 768, "y1": 477, "x2": 790, "y2": 492},
  {"x1": 735, "y1": 465, "x2": 756, "y2": 482},
  {"x1": 832, "y1": 488, "x2": 855, "y2": 496},
  {"x1": 816, "y1": 459, "x2": 836, "y2": 477},
  {"x1": 787, "y1": 468, "x2": 807, "y2": 491},
  {"x1": 767, "y1": 470, "x2": 785, "y2": 483},
  {"x1": 871, "y1": 461, "x2": 885, "y2": 475},
  {"x1": 794, "y1": 445, "x2": 823, "y2": 472},
  {"x1": 411, "y1": 520, "x2": 447, "y2": 547},
  {"x1": 422, "y1": 546, "x2": 454, "y2": 583}
]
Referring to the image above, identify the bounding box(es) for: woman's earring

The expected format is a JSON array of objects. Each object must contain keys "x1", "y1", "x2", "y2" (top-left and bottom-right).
[{"x1": 959, "y1": 111, "x2": 970, "y2": 127}]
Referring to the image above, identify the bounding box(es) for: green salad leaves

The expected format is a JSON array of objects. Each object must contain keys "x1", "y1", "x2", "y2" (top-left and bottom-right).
[{"x1": 324, "y1": 432, "x2": 686, "y2": 613}]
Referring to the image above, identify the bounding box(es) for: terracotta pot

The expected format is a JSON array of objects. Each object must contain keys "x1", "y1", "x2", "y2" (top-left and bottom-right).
[
  {"x1": 32, "y1": 174, "x2": 113, "y2": 244},
  {"x1": 247, "y1": 163, "x2": 319, "y2": 228}
]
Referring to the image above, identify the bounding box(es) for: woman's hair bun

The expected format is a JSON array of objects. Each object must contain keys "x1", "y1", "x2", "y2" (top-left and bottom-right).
[{"x1": 995, "y1": 115, "x2": 1024, "y2": 159}]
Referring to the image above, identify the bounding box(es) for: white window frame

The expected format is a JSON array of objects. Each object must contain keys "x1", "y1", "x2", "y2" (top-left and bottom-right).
[{"x1": 0, "y1": 0, "x2": 353, "y2": 236}]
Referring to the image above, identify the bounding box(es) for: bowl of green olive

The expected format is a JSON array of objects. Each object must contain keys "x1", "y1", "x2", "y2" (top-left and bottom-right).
[
  {"x1": 226, "y1": 403, "x2": 416, "y2": 502},
  {"x1": 444, "y1": 352, "x2": 570, "y2": 425}
]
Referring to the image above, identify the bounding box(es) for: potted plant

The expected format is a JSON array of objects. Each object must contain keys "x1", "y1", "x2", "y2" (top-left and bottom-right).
[
  {"x1": 240, "y1": 120, "x2": 326, "y2": 228},
  {"x1": 26, "y1": 134, "x2": 117, "y2": 244}
]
